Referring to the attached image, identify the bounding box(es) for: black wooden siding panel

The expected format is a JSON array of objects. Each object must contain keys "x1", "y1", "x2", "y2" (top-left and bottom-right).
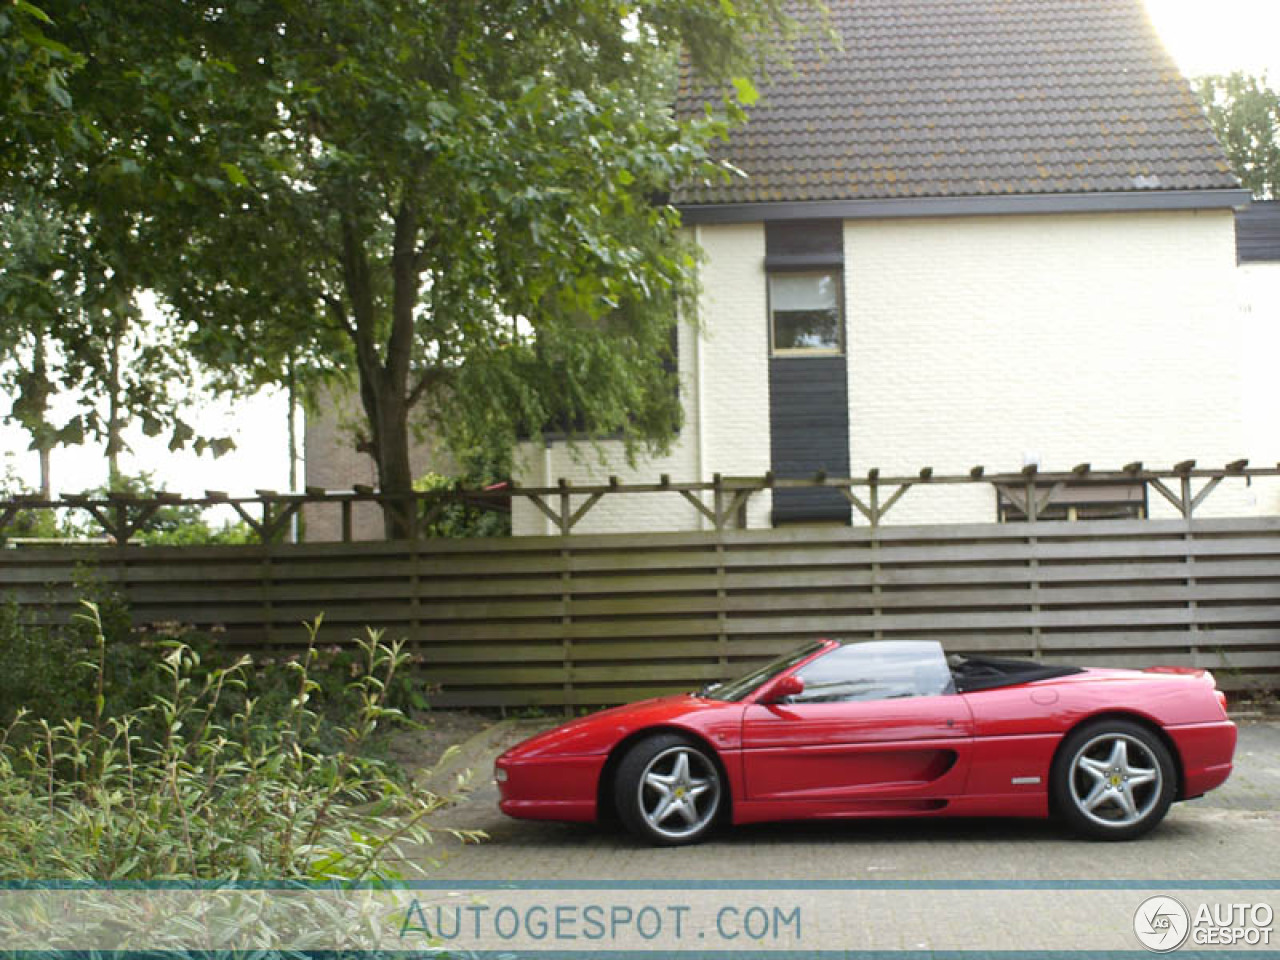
[
  {"x1": 769, "y1": 356, "x2": 851, "y2": 524},
  {"x1": 1236, "y1": 201, "x2": 1280, "y2": 262},
  {"x1": 766, "y1": 220, "x2": 843, "y2": 257}
]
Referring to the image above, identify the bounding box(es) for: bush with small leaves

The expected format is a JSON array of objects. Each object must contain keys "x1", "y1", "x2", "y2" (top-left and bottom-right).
[{"x1": 0, "y1": 602, "x2": 481, "y2": 882}]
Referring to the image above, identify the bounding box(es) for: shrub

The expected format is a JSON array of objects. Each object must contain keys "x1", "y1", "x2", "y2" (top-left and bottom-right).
[
  {"x1": 0, "y1": 603, "x2": 479, "y2": 881},
  {"x1": 413, "y1": 454, "x2": 511, "y2": 539}
]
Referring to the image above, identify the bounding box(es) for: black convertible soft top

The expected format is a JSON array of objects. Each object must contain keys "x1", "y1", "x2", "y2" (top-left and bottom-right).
[{"x1": 948, "y1": 654, "x2": 1084, "y2": 693}]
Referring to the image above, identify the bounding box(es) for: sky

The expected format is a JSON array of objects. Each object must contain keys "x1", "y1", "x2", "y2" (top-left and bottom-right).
[
  {"x1": 1144, "y1": 0, "x2": 1279, "y2": 77},
  {"x1": 1, "y1": 0, "x2": 1276, "y2": 499}
]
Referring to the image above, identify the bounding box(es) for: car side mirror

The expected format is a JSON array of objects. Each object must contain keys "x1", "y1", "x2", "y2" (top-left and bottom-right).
[{"x1": 764, "y1": 675, "x2": 804, "y2": 703}]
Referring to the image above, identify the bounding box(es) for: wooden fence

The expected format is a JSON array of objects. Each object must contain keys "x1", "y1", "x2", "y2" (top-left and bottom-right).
[
  {"x1": 4, "y1": 460, "x2": 1278, "y2": 543},
  {"x1": 3, "y1": 515, "x2": 1278, "y2": 705}
]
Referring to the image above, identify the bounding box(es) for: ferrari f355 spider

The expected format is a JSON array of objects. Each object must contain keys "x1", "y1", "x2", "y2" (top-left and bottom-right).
[{"x1": 495, "y1": 639, "x2": 1236, "y2": 845}]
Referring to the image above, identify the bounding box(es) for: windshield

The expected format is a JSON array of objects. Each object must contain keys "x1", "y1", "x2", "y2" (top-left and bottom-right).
[{"x1": 699, "y1": 641, "x2": 828, "y2": 702}]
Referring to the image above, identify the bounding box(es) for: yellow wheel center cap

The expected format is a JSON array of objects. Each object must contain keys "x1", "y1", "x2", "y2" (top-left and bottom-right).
[{"x1": 1110, "y1": 775, "x2": 1121, "y2": 787}]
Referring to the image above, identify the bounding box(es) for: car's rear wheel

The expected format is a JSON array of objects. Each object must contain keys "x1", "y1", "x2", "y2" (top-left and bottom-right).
[
  {"x1": 1052, "y1": 719, "x2": 1176, "y2": 840},
  {"x1": 614, "y1": 734, "x2": 723, "y2": 846}
]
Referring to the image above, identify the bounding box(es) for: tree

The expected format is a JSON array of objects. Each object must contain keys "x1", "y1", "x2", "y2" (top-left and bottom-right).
[
  {"x1": 1195, "y1": 72, "x2": 1280, "y2": 199},
  {"x1": 0, "y1": 0, "x2": 83, "y2": 183},
  {"x1": 1, "y1": 182, "x2": 230, "y2": 495},
  {"x1": 26, "y1": 0, "x2": 811, "y2": 538},
  {"x1": 0, "y1": 189, "x2": 70, "y2": 498}
]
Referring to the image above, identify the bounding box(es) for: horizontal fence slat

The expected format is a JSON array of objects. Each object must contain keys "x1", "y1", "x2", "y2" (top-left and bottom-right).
[{"x1": 3, "y1": 515, "x2": 1278, "y2": 706}]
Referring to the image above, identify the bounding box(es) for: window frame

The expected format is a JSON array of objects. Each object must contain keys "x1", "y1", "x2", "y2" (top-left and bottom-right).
[
  {"x1": 767, "y1": 268, "x2": 846, "y2": 358},
  {"x1": 996, "y1": 480, "x2": 1149, "y2": 523},
  {"x1": 783, "y1": 640, "x2": 956, "y2": 704}
]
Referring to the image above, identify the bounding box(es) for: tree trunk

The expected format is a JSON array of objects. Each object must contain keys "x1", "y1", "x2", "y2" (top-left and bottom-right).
[
  {"x1": 32, "y1": 331, "x2": 52, "y2": 499},
  {"x1": 372, "y1": 383, "x2": 415, "y2": 540},
  {"x1": 106, "y1": 322, "x2": 123, "y2": 489},
  {"x1": 37, "y1": 447, "x2": 51, "y2": 501},
  {"x1": 340, "y1": 205, "x2": 423, "y2": 540},
  {"x1": 286, "y1": 354, "x2": 300, "y2": 541}
]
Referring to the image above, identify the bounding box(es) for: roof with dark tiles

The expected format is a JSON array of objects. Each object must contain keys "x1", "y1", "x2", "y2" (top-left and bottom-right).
[{"x1": 674, "y1": 0, "x2": 1239, "y2": 206}]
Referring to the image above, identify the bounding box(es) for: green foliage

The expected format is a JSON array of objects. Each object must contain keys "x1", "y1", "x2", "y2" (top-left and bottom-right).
[
  {"x1": 1195, "y1": 72, "x2": 1280, "y2": 199},
  {"x1": 0, "y1": 602, "x2": 474, "y2": 881},
  {"x1": 5, "y1": 0, "x2": 820, "y2": 537},
  {"x1": 0, "y1": 182, "x2": 231, "y2": 492},
  {"x1": 0, "y1": 470, "x2": 254, "y2": 545},
  {"x1": 0, "y1": 0, "x2": 84, "y2": 180},
  {"x1": 134, "y1": 518, "x2": 255, "y2": 546},
  {"x1": 0, "y1": 584, "x2": 416, "y2": 747},
  {"x1": 71, "y1": 473, "x2": 255, "y2": 545},
  {"x1": 0, "y1": 460, "x2": 74, "y2": 538},
  {"x1": 0, "y1": 600, "x2": 86, "y2": 725},
  {"x1": 413, "y1": 455, "x2": 511, "y2": 539}
]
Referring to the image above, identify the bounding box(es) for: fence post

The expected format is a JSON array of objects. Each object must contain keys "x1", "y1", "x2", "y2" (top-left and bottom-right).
[
  {"x1": 260, "y1": 540, "x2": 275, "y2": 649},
  {"x1": 715, "y1": 510, "x2": 729, "y2": 679},
  {"x1": 560, "y1": 535, "x2": 573, "y2": 714},
  {"x1": 870, "y1": 521, "x2": 883, "y2": 641},
  {"x1": 1184, "y1": 515, "x2": 1201, "y2": 667},
  {"x1": 410, "y1": 526, "x2": 423, "y2": 670}
]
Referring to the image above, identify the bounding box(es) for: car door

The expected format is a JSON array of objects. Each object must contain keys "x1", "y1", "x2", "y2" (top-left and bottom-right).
[{"x1": 741, "y1": 641, "x2": 974, "y2": 802}]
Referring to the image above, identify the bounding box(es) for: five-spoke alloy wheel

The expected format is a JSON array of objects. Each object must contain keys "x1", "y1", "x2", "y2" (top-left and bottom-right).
[
  {"x1": 615, "y1": 734, "x2": 723, "y2": 845},
  {"x1": 1051, "y1": 719, "x2": 1176, "y2": 840}
]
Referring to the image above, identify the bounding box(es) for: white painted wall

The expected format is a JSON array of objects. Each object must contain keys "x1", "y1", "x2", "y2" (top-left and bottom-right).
[
  {"x1": 514, "y1": 208, "x2": 1264, "y2": 533},
  {"x1": 844, "y1": 209, "x2": 1250, "y2": 523},
  {"x1": 1238, "y1": 261, "x2": 1280, "y2": 515}
]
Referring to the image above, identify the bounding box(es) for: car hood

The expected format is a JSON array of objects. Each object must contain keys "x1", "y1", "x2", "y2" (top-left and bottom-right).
[{"x1": 500, "y1": 693, "x2": 731, "y2": 760}]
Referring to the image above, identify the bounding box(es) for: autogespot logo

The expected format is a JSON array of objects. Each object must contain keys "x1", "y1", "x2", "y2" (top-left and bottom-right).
[{"x1": 1134, "y1": 896, "x2": 1191, "y2": 952}]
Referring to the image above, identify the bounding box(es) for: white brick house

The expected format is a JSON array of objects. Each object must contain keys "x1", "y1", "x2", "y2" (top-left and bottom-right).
[{"x1": 512, "y1": 0, "x2": 1270, "y2": 535}]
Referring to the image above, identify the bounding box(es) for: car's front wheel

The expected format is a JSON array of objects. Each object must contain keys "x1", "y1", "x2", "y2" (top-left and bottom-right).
[
  {"x1": 614, "y1": 734, "x2": 723, "y2": 846},
  {"x1": 1052, "y1": 719, "x2": 1176, "y2": 840}
]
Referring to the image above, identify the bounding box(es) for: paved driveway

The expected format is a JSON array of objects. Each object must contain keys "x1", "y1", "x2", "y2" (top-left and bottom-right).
[{"x1": 416, "y1": 718, "x2": 1280, "y2": 882}]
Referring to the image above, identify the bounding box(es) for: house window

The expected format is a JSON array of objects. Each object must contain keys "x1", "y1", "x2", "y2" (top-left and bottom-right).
[
  {"x1": 996, "y1": 481, "x2": 1148, "y2": 522},
  {"x1": 769, "y1": 271, "x2": 843, "y2": 354}
]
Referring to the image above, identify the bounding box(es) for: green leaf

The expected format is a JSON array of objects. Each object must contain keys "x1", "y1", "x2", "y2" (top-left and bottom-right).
[
  {"x1": 14, "y1": 1, "x2": 54, "y2": 26},
  {"x1": 168, "y1": 421, "x2": 194, "y2": 452},
  {"x1": 426, "y1": 100, "x2": 458, "y2": 126},
  {"x1": 43, "y1": 70, "x2": 72, "y2": 110},
  {"x1": 54, "y1": 419, "x2": 85, "y2": 446},
  {"x1": 209, "y1": 437, "x2": 236, "y2": 458},
  {"x1": 731, "y1": 76, "x2": 759, "y2": 106},
  {"x1": 219, "y1": 162, "x2": 250, "y2": 188}
]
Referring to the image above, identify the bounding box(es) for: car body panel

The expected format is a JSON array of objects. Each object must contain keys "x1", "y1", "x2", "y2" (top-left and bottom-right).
[
  {"x1": 495, "y1": 641, "x2": 1236, "y2": 832},
  {"x1": 740, "y1": 695, "x2": 974, "y2": 802},
  {"x1": 1166, "y1": 720, "x2": 1237, "y2": 797}
]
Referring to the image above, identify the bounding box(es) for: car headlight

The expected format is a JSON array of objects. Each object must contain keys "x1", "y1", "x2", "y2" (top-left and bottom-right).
[{"x1": 494, "y1": 766, "x2": 508, "y2": 783}]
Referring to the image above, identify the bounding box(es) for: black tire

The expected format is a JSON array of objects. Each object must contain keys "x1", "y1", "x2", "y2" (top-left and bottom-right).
[
  {"x1": 1051, "y1": 718, "x2": 1177, "y2": 841},
  {"x1": 614, "y1": 733, "x2": 723, "y2": 846}
]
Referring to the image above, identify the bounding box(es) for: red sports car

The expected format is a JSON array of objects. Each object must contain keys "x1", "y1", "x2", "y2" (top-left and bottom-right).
[{"x1": 495, "y1": 639, "x2": 1236, "y2": 845}]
